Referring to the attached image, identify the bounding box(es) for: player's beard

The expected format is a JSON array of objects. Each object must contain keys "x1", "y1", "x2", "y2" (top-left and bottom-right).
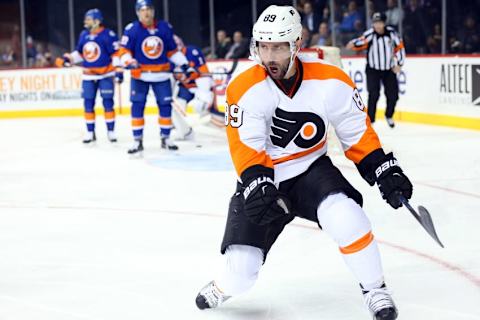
[
  {"x1": 265, "y1": 60, "x2": 289, "y2": 80},
  {"x1": 84, "y1": 22, "x2": 93, "y2": 30}
]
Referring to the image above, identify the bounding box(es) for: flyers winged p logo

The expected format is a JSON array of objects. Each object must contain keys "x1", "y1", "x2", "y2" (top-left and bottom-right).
[{"x1": 270, "y1": 108, "x2": 326, "y2": 148}]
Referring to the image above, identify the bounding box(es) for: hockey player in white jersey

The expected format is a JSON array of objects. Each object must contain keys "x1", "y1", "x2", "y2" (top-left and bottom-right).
[{"x1": 195, "y1": 5, "x2": 413, "y2": 320}]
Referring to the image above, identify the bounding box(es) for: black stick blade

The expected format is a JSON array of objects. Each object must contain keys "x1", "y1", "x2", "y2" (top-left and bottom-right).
[
  {"x1": 417, "y1": 206, "x2": 445, "y2": 248},
  {"x1": 398, "y1": 195, "x2": 445, "y2": 248}
]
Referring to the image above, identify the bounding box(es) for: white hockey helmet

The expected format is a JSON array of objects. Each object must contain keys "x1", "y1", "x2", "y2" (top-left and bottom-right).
[{"x1": 250, "y1": 5, "x2": 302, "y2": 73}]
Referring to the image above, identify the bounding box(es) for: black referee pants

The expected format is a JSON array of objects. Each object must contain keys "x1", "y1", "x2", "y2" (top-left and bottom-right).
[{"x1": 366, "y1": 67, "x2": 399, "y2": 122}]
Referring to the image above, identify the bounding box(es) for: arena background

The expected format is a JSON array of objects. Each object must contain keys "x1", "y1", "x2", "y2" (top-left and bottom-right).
[{"x1": 0, "y1": 0, "x2": 479, "y2": 129}]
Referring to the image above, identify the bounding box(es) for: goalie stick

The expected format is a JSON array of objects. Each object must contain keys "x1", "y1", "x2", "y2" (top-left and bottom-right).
[{"x1": 398, "y1": 194, "x2": 444, "y2": 248}]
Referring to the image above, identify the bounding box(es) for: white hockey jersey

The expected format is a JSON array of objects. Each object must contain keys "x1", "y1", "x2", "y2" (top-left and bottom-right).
[{"x1": 225, "y1": 55, "x2": 382, "y2": 184}]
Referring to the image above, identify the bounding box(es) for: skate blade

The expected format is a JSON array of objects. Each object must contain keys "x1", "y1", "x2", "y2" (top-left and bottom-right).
[
  {"x1": 82, "y1": 140, "x2": 97, "y2": 147},
  {"x1": 128, "y1": 151, "x2": 144, "y2": 159}
]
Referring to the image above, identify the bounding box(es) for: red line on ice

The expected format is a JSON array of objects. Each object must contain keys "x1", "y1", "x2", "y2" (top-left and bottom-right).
[{"x1": 4, "y1": 204, "x2": 480, "y2": 289}]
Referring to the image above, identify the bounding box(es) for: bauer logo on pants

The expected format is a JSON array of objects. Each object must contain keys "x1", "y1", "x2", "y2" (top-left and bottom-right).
[
  {"x1": 472, "y1": 65, "x2": 480, "y2": 106},
  {"x1": 270, "y1": 108, "x2": 326, "y2": 149}
]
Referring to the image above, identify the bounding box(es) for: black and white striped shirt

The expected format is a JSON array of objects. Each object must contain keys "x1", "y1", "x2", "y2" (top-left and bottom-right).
[{"x1": 351, "y1": 26, "x2": 405, "y2": 71}]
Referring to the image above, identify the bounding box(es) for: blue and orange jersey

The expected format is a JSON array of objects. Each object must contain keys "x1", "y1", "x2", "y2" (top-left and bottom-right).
[
  {"x1": 76, "y1": 27, "x2": 119, "y2": 76},
  {"x1": 119, "y1": 20, "x2": 178, "y2": 77},
  {"x1": 179, "y1": 45, "x2": 210, "y2": 88}
]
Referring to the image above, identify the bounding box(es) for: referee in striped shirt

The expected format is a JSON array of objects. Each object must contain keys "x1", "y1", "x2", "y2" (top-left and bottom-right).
[{"x1": 346, "y1": 12, "x2": 406, "y2": 128}]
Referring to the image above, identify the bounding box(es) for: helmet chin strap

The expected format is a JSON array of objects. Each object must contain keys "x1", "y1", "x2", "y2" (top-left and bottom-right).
[{"x1": 285, "y1": 40, "x2": 300, "y2": 78}]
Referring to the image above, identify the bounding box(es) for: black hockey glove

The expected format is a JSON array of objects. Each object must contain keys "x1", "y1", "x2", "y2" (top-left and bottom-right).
[
  {"x1": 374, "y1": 153, "x2": 413, "y2": 209},
  {"x1": 241, "y1": 167, "x2": 291, "y2": 226}
]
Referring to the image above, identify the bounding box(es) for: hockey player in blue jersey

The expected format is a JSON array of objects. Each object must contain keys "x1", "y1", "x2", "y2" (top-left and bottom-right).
[
  {"x1": 170, "y1": 35, "x2": 214, "y2": 140},
  {"x1": 173, "y1": 35, "x2": 213, "y2": 117},
  {"x1": 119, "y1": 0, "x2": 194, "y2": 154},
  {"x1": 56, "y1": 9, "x2": 122, "y2": 144}
]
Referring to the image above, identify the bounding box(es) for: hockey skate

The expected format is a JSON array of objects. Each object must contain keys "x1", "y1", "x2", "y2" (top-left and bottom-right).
[
  {"x1": 127, "y1": 139, "x2": 144, "y2": 155},
  {"x1": 107, "y1": 131, "x2": 117, "y2": 143},
  {"x1": 386, "y1": 117, "x2": 395, "y2": 128},
  {"x1": 161, "y1": 136, "x2": 178, "y2": 150},
  {"x1": 195, "y1": 281, "x2": 230, "y2": 310},
  {"x1": 362, "y1": 284, "x2": 398, "y2": 320},
  {"x1": 83, "y1": 132, "x2": 96, "y2": 144}
]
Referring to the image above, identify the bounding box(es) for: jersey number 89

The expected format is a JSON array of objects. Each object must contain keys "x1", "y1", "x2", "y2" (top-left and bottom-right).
[{"x1": 225, "y1": 104, "x2": 243, "y2": 128}]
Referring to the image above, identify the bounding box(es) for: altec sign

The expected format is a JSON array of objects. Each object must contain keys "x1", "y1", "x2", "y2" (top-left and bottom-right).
[{"x1": 439, "y1": 63, "x2": 480, "y2": 106}]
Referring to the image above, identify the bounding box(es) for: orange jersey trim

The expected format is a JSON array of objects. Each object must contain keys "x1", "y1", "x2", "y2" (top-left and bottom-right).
[
  {"x1": 394, "y1": 41, "x2": 405, "y2": 53},
  {"x1": 303, "y1": 62, "x2": 355, "y2": 88},
  {"x1": 83, "y1": 65, "x2": 115, "y2": 75},
  {"x1": 130, "y1": 63, "x2": 171, "y2": 79},
  {"x1": 183, "y1": 82, "x2": 197, "y2": 89},
  {"x1": 118, "y1": 47, "x2": 132, "y2": 58},
  {"x1": 139, "y1": 63, "x2": 170, "y2": 72},
  {"x1": 339, "y1": 231, "x2": 374, "y2": 254},
  {"x1": 226, "y1": 65, "x2": 267, "y2": 105},
  {"x1": 344, "y1": 116, "x2": 382, "y2": 164},
  {"x1": 226, "y1": 125, "x2": 274, "y2": 177},
  {"x1": 166, "y1": 49, "x2": 177, "y2": 58},
  {"x1": 272, "y1": 140, "x2": 326, "y2": 165}
]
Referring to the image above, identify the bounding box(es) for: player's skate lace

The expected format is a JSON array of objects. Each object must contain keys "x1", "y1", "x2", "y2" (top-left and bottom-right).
[
  {"x1": 196, "y1": 281, "x2": 230, "y2": 309},
  {"x1": 363, "y1": 285, "x2": 398, "y2": 319}
]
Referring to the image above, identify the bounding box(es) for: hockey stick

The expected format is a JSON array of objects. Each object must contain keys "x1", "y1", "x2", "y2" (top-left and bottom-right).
[
  {"x1": 178, "y1": 58, "x2": 239, "y2": 76},
  {"x1": 398, "y1": 194, "x2": 444, "y2": 248},
  {"x1": 209, "y1": 58, "x2": 239, "y2": 76},
  {"x1": 116, "y1": 81, "x2": 123, "y2": 115}
]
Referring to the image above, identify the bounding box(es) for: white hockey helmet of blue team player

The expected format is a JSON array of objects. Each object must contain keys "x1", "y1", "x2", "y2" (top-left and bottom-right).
[
  {"x1": 250, "y1": 5, "x2": 303, "y2": 73},
  {"x1": 135, "y1": 0, "x2": 154, "y2": 11}
]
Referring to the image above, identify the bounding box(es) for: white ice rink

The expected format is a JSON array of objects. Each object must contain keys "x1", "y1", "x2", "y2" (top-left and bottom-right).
[{"x1": 0, "y1": 115, "x2": 479, "y2": 320}]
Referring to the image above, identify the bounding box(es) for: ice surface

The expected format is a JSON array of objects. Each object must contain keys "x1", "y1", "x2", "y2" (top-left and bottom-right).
[{"x1": 0, "y1": 116, "x2": 479, "y2": 319}]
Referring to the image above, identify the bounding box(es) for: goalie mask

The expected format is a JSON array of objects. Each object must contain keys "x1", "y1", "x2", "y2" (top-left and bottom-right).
[{"x1": 250, "y1": 5, "x2": 302, "y2": 77}]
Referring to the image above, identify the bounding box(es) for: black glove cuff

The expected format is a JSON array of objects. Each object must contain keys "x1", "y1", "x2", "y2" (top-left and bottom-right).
[
  {"x1": 356, "y1": 148, "x2": 386, "y2": 185},
  {"x1": 240, "y1": 165, "x2": 274, "y2": 185}
]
